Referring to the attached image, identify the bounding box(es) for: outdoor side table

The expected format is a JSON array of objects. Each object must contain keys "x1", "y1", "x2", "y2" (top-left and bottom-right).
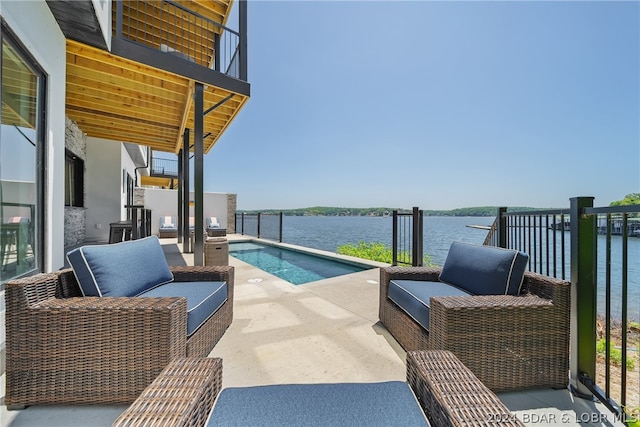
[{"x1": 205, "y1": 237, "x2": 228, "y2": 266}]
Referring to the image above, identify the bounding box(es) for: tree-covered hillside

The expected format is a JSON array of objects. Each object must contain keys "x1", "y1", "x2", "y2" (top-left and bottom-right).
[{"x1": 238, "y1": 206, "x2": 548, "y2": 217}]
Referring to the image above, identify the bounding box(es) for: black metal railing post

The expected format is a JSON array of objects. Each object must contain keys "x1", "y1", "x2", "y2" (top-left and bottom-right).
[
  {"x1": 115, "y1": 0, "x2": 123, "y2": 40},
  {"x1": 214, "y1": 33, "x2": 221, "y2": 72},
  {"x1": 570, "y1": 196, "x2": 597, "y2": 398},
  {"x1": 412, "y1": 207, "x2": 419, "y2": 266},
  {"x1": 496, "y1": 207, "x2": 507, "y2": 248},
  {"x1": 279, "y1": 212, "x2": 283, "y2": 242},
  {"x1": 392, "y1": 210, "x2": 398, "y2": 266},
  {"x1": 412, "y1": 207, "x2": 424, "y2": 267},
  {"x1": 239, "y1": 0, "x2": 248, "y2": 81},
  {"x1": 257, "y1": 213, "x2": 261, "y2": 238},
  {"x1": 241, "y1": 213, "x2": 245, "y2": 235}
]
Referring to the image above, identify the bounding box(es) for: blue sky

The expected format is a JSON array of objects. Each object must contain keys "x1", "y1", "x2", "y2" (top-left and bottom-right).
[{"x1": 203, "y1": 0, "x2": 639, "y2": 211}]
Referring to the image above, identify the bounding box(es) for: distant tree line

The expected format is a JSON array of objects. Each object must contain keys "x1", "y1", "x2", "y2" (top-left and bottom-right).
[{"x1": 238, "y1": 206, "x2": 549, "y2": 217}]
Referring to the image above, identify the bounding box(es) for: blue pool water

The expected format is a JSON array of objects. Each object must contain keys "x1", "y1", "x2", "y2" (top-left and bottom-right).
[{"x1": 229, "y1": 242, "x2": 371, "y2": 285}]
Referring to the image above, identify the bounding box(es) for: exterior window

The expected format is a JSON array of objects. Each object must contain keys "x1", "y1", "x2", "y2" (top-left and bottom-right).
[
  {"x1": 65, "y1": 150, "x2": 84, "y2": 207},
  {"x1": 1, "y1": 25, "x2": 46, "y2": 284}
]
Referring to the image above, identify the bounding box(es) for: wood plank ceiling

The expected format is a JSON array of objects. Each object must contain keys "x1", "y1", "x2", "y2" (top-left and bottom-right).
[{"x1": 64, "y1": 0, "x2": 248, "y2": 155}]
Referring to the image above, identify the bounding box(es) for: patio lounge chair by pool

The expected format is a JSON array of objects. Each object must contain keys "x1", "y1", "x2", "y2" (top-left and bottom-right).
[
  {"x1": 379, "y1": 241, "x2": 571, "y2": 392},
  {"x1": 206, "y1": 217, "x2": 220, "y2": 229},
  {"x1": 5, "y1": 236, "x2": 234, "y2": 407},
  {"x1": 159, "y1": 215, "x2": 178, "y2": 238}
]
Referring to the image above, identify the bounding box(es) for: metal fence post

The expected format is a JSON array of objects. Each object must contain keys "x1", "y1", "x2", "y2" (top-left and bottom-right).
[
  {"x1": 570, "y1": 196, "x2": 596, "y2": 398},
  {"x1": 496, "y1": 207, "x2": 507, "y2": 248},
  {"x1": 279, "y1": 212, "x2": 283, "y2": 242},
  {"x1": 392, "y1": 210, "x2": 398, "y2": 266},
  {"x1": 418, "y1": 208, "x2": 424, "y2": 266},
  {"x1": 257, "y1": 213, "x2": 261, "y2": 238},
  {"x1": 412, "y1": 207, "x2": 422, "y2": 267}
]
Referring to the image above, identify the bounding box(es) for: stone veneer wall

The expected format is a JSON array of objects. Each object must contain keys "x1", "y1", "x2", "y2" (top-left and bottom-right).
[
  {"x1": 64, "y1": 117, "x2": 87, "y2": 248},
  {"x1": 227, "y1": 194, "x2": 236, "y2": 233}
]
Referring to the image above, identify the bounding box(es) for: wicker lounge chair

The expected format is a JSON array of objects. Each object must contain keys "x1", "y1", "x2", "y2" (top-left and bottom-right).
[
  {"x1": 159, "y1": 215, "x2": 178, "y2": 238},
  {"x1": 206, "y1": 217, "x2": 220, "y2": 230},
  {"x1": 5, "y1": 261, "x2": 234, "y2": 408},
  {"x1": 379, "y1": 244, "x2": 571, "y2": 392}
]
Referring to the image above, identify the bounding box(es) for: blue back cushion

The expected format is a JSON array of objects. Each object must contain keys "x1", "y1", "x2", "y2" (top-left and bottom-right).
[
  {"x1": 439, "y1": 241, "x2": 528, "y2": 296},
  {"x1": 67, "y1": 236, "x2": 174, "y2": 297}
]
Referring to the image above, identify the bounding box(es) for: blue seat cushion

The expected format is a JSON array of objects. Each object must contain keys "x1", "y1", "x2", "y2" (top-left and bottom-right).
[
  {"x1": 207, "y1": 382, "x2": 429, "y2": 426},
  {"x1": 388, "y1": 280, "x2": 471, "y2": 331},
  {"x1": 67, "y1": 236, "x2": 174, "y2": 297},
  {"x1": 439, "y1": 241, "x2": 528, "y2": 296},
  {"x1": 139, "y1": 281, "x2": 227, "y2": 336}
]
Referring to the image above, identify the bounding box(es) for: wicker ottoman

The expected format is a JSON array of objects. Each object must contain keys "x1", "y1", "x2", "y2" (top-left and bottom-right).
[
  {"x1": 115, "y1": 359, "x2": 430, "y2": 427},
  {"x1": 407, "y1": 350, "x2": 524, "y2": 426},
  {"x1": 113, "y1": 357, "x2": 222, "y2": 427}
]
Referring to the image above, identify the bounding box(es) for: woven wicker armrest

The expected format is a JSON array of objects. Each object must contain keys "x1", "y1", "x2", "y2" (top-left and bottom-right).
[
  {"x1": 171, "y1": 265, "x2": 234, "y2": 283},
  {"x1": 407, "y1": 350, "x2": 524, "y2": 427},
  {"x1": 431, "y1": 293, "x2": 554, "y2": 310},
  {"x1": 380, "y1": 266, "x2": 441, "y2": 284},
  {"x1": 113, "y1": 357, "x2": 223, "y2": 427},
  {"x1": 429, "y1": 294, "x2": 568, "y2": 391},
  {"x1": 6, "y1": 291, "x2": 188, "y2": 406}
]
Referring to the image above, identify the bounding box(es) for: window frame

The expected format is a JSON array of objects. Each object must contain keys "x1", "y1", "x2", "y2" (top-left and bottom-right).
[
  {"x1": 65, "y1": 149, "x2": 84, "y2": 208},
  {"x1": 1, "y1": 19, "x2": 47, "y2": 281}
]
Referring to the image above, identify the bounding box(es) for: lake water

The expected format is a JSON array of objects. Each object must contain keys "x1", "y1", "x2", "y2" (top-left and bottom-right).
[
  {"x1": 277, "y1": 215, "x2": 494, "y2": 266},
  {"x1": 247, "y1": 215, "x2": 639, "y2": 320}
]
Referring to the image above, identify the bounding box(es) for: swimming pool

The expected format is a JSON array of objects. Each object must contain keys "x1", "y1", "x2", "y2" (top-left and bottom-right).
[{"x1": 229, "y1": 242, "x2": 372, "y2": 285}]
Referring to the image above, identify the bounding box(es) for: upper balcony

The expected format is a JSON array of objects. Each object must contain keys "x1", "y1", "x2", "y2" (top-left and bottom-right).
[{"x1": 49, "y1": 0, "x2": 250, "y2": 154}]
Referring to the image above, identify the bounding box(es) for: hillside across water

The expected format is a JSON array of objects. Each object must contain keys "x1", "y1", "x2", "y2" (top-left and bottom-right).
[{"x1": 238, "y1": 206, "x2": 554, "y2": 217}]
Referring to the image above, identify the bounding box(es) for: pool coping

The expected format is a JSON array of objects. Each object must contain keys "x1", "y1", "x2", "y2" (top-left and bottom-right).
[{"x1": 227, "y1": 235, "x2": 390, "y2": 271}]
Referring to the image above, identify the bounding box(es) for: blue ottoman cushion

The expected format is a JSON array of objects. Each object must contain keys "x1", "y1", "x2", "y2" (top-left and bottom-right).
[
  {"x1": 139, "y1": 281, "x2": 227, "y2": 336},
  {"x1": 207, "y1": 381, "x2": 429, "y2": 426},
  {"x1": 439, "y1": 241, "x2": 528, "y2": 296},
  {"x1": 66, "y1": 236, "x2": 174, "y2": 297},
  {"x1": 388, "y1": 280, "x2": 471, "y2": 331}
]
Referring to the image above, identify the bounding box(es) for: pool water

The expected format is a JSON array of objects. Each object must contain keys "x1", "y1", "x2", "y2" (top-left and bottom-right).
[{"x1": 229, "y1": 242, "x2": 371, "y2": 285}]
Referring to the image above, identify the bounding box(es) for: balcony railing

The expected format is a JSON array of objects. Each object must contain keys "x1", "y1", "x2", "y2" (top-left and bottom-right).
[
  {"x1": 236, "y1": 212, "x2": 283, "y2": 242},
  {"x1": 485, "y1": 198, "x2": 640, "y2": 421},
  {"x1": 114, "y1": 0, "x2": 245, "y2": 80},
  {"x1": 150, "y1": 157, "x2": 178, "y2": 178},
  {"x1": 392, "y1": 207, "x2": 423, "y2": 266}
]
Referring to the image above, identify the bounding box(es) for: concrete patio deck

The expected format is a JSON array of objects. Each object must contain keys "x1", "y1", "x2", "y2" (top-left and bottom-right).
[{"x1": 0, "y1": 236, "x2": 623, "y2": 426}]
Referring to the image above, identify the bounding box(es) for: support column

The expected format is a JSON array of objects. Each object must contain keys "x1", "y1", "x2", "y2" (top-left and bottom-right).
[
  {"x1": 182, "y1": 129, "x2": 190, "y2": 253},
  {"x1": 570, "y1": 196, "x2": 596, "y2": 397},
  {"x1": 239, "y1": 0, "x2": 248, "y2": 81},
  {"x1": 177, "y1": 148, "x2": 183, "y2": 243},
  {"x1": 193, "y1": 83, "x2": 204, "y2": 266}
]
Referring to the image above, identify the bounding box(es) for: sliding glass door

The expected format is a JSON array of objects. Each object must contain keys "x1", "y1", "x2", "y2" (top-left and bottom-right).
[{"x1": 1, "y1": 24, "x2": 46, "y2": 285}]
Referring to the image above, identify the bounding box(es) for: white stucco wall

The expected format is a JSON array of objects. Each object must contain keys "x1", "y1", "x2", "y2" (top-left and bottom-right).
[
  {"x1": 1, "y1": 0, "x2": 67, "y2": 271},
  {"x1": 85, "y1": 138, "x2": 125, "y2": 242},
  {"x1": 142, "y1": 188, "x2": 230, "y2": 236},
  {"x1": 85, "y1": 139, "x2": 153, "y2": 242}
]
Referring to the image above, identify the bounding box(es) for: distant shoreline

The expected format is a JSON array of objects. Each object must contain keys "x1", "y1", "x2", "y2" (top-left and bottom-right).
[{"x1": 237, "y1": 206, "x2": 550, "y2": 218}]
